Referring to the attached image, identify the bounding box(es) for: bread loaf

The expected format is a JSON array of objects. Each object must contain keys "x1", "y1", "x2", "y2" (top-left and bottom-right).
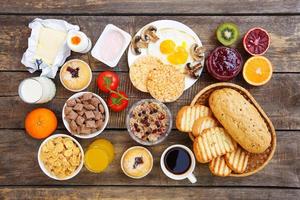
[{"x1": 209, "y1": 88, "x2": 271, "y2": 153}]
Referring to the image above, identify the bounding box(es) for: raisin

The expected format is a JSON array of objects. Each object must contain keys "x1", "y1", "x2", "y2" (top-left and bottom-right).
[
  {"x1": 67, "y1": 66, "x2": 79, "y2": 78},
  {"x1": 133, "y1": 157, "x2": 144, "y2": 169}
]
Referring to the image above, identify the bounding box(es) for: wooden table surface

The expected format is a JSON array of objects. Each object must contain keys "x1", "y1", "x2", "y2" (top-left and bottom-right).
[{"x1": 0, "y1": 0, "x2": 299, "y2": 199}]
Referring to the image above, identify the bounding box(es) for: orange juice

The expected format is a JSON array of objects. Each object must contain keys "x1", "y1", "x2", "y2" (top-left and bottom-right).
[{"x1": 84, "y1": 139, "x2": 115, "y2": 173}]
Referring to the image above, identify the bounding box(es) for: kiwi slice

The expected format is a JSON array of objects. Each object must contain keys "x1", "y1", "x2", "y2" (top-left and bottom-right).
[{"x1": 216, "y1": 22, "x2": 239, "y2": 46}]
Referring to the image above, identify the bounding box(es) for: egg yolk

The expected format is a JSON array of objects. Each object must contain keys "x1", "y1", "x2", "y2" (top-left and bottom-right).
[
  {"x1": 160, "y1": 40, "x2": 176, "y2": 54},
  {"x1": 160, "y1": 40, "x2": 189, "y2": 65},
  {"x1": 71, "y1": 36, "x2": 81, "y2": 45}
]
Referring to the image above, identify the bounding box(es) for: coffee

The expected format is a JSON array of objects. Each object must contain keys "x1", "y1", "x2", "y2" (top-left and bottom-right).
[{"x1": 164, "y1": 147, "x2": 191, "y2": 174}]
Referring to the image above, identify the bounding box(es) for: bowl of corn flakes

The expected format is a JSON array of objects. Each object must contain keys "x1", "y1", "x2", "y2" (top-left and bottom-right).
[{"x1": 38, "y1": 134, "x2": 84, "y2": 180}]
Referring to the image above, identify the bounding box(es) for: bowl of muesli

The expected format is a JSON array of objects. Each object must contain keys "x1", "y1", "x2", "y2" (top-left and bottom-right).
[{"x1": 126, "y1": 99, "x2": 172, "y2": 146}]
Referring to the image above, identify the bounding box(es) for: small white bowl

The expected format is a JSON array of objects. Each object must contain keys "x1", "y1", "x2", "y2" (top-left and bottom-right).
[
  {"x1": 59, "y1": 59, "x2": 92, "y2": 92},
  {"x1": 38, "y1": 134, "x2": 84, "y2": 180},
  {"x1": 91, "y1": 24, "x2": 131, "y2": 68},
  {"x1": 120, "y1": 146, "x2": 153, "y2": 179},
  {"x1": 62, "y1": 92, "x2": 109, "y2": 139}
]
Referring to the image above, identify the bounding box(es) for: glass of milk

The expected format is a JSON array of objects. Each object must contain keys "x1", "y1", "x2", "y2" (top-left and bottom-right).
[{"x1": 18, "y1": 77, "x2": 56, "y2": 104}]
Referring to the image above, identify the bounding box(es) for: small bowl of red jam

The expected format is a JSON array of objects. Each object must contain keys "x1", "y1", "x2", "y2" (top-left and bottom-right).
[{"x1": 206, "y1": 46, "x2": 243, "y2": 81}]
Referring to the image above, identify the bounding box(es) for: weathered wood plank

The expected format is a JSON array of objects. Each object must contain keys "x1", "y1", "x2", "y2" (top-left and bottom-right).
[
  {"x1": 0, "y1": 187, "x2": 299, "y2": 200},
  {"x1": 0, "y1": 72, "x2": 299, "y2": 130},
  {"x1": 0, "y1": 15, "x2": 299, "y2": 72},
  {"x1": 0, "y1": 130, "x2": 299, "y2": 187},
  {"x1": 0, "y1": 0, "x2": 299, "y2": 14}
]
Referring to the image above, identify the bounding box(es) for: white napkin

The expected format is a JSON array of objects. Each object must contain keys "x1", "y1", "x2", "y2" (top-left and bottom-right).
[{"x1": 21, "y1": 18, "x2": 79, "y2": 78}]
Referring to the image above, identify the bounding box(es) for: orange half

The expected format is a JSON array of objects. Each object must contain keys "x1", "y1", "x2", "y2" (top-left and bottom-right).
[{"x1": 243, "y1": 56, "x2": 273, "y2": 86}]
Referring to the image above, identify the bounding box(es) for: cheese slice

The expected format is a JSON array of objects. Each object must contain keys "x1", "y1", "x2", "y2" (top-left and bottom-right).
[{"x1": 35, "y1": 27, "x2": 67, "y2": 65}]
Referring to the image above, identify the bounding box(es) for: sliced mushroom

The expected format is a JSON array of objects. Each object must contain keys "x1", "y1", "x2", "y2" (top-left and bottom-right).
[
  {"x1": 141, "y1": 25, "x2": 159, "y2": 43},
  {"x1": 130, "y1": 35, "x2": 149, "y2": 55},
  {"x1": 185, "y1": 62, "x2": 203, "y2": 78},
  {"x1": 190, "y1": 43, "x2": 205, "y2": 61}
]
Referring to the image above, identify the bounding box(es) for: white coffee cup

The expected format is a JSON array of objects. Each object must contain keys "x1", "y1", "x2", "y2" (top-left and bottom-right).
[{"x1": 160, "y1": 144, "x2": 197, "y2": 183}]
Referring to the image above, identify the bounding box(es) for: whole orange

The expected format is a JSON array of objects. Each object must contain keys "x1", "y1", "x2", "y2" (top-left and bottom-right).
[{"x1": 25, "y1": 108, "x2": 57, "y2": 139}]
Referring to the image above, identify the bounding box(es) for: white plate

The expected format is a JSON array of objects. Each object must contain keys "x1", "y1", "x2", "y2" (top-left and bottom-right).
[
  {"x1": 127, "y1": 20, "x2": 204, "y2": 91},
  {"x1": 62, "y1": 92, "x2": 109, "y2": 139}
]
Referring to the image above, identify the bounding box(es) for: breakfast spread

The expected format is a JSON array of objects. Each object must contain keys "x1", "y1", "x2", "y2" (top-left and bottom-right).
[
  {"x1": 60, "y1": 59, "x2": 92, "y2": 92},
  {"x1": 38, "y1": 135, "x2": 83, "y2": 179},
  {"x1": 121, "y1": 146, "x2": 153, "y2": 179},
  {"x1": 84, "y1": 139, "x2": 115, "y2": 173},
  {"x1": 19, "y1": 18, "x2": 277, "y2": 182},
  {"x1": 126, "y1": 99, "x2": 172, "y2": 145},
  {"x1": 63, "y1": 92, "x2": 107, "y2": 137},
  {"x1": 18, "y1": 77, "x2": 56, "y2": 104}
]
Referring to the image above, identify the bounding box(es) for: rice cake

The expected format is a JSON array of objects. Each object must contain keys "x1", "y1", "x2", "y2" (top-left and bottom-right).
[
  {"x1": 129, "y1": 56, "x2": 163, "y2": 92},
  {"x1": 146, "y1": 65, "x2": 185, "y2": 102}
]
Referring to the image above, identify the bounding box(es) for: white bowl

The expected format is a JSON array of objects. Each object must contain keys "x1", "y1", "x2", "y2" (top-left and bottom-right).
[
  {"x1": 120, "y1": 146, "x2": 153, "y2": 179},
  {"x1": 62, "y1": 92, "x2": 109, "y2": 139},
  {"x1": 59, "y1": 59, "x2": 92, "y2": 92},
  {"x1": 37, "y1": 134, "x2": 84, "y2": 180}
]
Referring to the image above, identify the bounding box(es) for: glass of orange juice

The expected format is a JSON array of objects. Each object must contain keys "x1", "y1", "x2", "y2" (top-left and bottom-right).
[{"x1": 84, "y1": 138, "x2": 115, "y2": 173}]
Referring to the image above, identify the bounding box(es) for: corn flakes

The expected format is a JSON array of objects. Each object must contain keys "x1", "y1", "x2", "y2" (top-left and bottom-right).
[{"x1": 40, "y1": 136, "x2": 82, "y2": 178}]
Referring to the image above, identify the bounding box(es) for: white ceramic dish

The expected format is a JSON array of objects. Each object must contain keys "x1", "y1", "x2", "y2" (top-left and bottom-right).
[
  {"x1": 62, "y1": 92, "x2": 109, "y2": 139},
  {"x1": 127, "y1": 20, "x2": 204, "y2": 91},
  {"x1": 91, "y1": 24, "x2": 131, "y2": 67},
  {"x1": 120, "y1": 146, "x2": 153, "y2": 179},
  {"x1": 38, "y1": 134, "x2": 84, "y2": 180},
  {"x1": 59, "y1": 59, "x2": 92, "y2": 92}
]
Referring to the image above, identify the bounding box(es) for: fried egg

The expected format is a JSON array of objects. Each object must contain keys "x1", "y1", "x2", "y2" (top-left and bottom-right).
[{"x1": 147, "y1": 28, "x2": 197, "y2": 73}]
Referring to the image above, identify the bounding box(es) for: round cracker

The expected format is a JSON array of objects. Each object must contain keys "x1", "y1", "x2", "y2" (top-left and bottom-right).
[
  {"x1": 147, "y1": 65, "x2": 185, "y2": 102},
  {"x1": 129, "y1": 56, "x2": 163, "y2": 92}
]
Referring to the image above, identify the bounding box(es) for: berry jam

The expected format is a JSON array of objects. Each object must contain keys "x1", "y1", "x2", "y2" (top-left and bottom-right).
[{"x1": 206, "y1": 47, "x2": 242, "y2": 81}]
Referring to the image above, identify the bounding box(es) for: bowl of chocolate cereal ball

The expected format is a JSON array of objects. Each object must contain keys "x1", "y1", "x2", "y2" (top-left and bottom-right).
[
  {"x1": 126, "y1": 99, "x2": 172, "y2": 146},
  {"x1": 62, "y1": 92, "x2": 109, "y2": 139}
]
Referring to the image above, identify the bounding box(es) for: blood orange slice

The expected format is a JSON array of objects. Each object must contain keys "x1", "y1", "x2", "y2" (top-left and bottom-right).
[
  {"x1": 243, "y1": 56, "x2": 273, "y2": 86},
  {"x1": 243, "y1": 27, "x2": 270, "y2": 55}
]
